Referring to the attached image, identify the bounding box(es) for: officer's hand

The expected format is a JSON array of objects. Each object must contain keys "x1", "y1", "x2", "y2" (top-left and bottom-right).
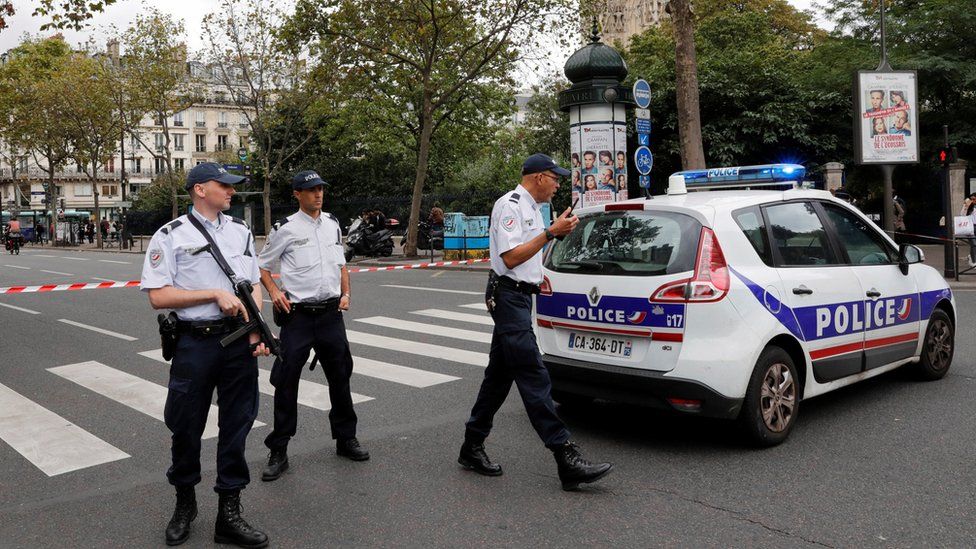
[
  {"x1": 272, "y1": 290, "x2": 291, "y2": 313},
  {"x1": 339, "y1": 295, "x2": 350, "y2": 311},
  {"x1": 248, "y1": 332, "x2": 270, "y2": 357},
  {"x1": 214, "y1": 290, "x2": 247, "y2": 322},
  {"x1": 549, "y1": 207, "x2": 579, "y2": 237}
]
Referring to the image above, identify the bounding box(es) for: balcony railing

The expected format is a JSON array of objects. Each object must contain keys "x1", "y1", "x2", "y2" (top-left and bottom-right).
[
  {"x1": 195, "y1": 121, "x2": 206, "y2": 127},
  {"x1": 217, "y1": 122, "x2": 228, "y2": 128},
  {"x1": 173, "y1": 121, "x2": 184, "y2": 127}
]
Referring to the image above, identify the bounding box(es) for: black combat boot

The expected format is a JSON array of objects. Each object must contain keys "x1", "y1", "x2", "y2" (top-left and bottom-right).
[
  {"x1": 458, "y1": 440, "x2": 503, "y2": 476},
  {"x1": 165, "y1": 486, "x2": 197, "y2": 546},
  {"x1": 552, "y1": 441, "x2": 613, "y2": 491},
  {"x1": 214, "y1": 492, "x2": 269, "y2": 548},
  {"x1": 336, "y1": 437, "x2": 370, "y2": 461},
  {"x1": 261, "y1": 448, "x2": 289, "y2": 482}
]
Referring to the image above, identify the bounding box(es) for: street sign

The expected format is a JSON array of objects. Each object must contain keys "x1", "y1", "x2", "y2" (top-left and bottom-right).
[
  {"x1": 632, "y1": 79, "x2": 651, "y2": 109},
  {"x1": 223, "y1": 164, "x2": 244, "y2": 171},
  {"x1": 636, "y1": 118, "x2": 651, "y2": 134},
  {"x1": 635, "y1": 108, "x2": 650, "y2": 120},
  {"x1": 30, "y1": 191, "x2": 45, "y2": 196},
  {"x1": 638, "y1": 133, "x2": 650, "y2": 146},
  {"x1": 237, "y1": 148, "x2": 248, "y2": 162},
  {"x1": 639, "y1": 175, "x2": 651, "y2": 189},
  {"x1": 117, "y1": 201, "x2": 133, "y2": 208},
  {"x1": 634, "y1": 146, "x2": 653, "y2": 175}
]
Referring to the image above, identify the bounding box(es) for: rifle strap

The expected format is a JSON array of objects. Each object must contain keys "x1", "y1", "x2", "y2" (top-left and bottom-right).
[{"x1": 186, "y1": 213, "x2": 238, "y2": 281}]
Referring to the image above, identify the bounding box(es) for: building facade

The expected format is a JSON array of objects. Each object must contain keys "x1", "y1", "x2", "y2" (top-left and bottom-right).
[{"x1": 596, "y1": 0, "x2": 668, "y2": 48}]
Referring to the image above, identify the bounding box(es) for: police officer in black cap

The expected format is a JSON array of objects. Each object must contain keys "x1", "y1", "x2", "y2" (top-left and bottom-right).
[
  {"x1": 257, "y1": 170, "x2": 368, "y2": 482},
  {"x1": 140, "y1": 162, "x2": 270, "y2": 547},
  {"x1": 459, "y1": 153, "x2": 613, "y2": 491}
]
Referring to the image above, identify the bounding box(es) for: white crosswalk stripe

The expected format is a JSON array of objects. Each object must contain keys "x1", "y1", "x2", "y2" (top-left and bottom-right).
[
  {"x1": 350, "y1": 357, "x2": 459, "y2": 387},
  {"x1": 137, "y1": 349, "x2": 373, "y2": 411},
  {"x1": 459, "y1": 302, "x2": 487, "y2": 310},
  {"x1": 346, "y1": 330, "x2": 487, "y2": 366},
  {"x1": 49, "y1": 361, "x2": 264, "y2": 439},
  {"x1": 381, "y1": 284, "x2": 480, "y2": 295},
  {"x1": 0, "y1": 381, "x2": 129, "y2": 476},
  {"x1": 355, "y1": 316, "x2": 492, "y2": 344},
  {"x1": 412, "y1": 309, "x2": 494, "y2": 326}
]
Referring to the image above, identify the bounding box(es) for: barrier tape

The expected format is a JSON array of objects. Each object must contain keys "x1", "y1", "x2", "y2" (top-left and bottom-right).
[{"x1": 0, "y1": 258, "x2": 490, "y2": 295}]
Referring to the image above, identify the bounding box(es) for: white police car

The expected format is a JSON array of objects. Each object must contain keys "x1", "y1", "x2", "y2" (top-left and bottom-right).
[{"x1": 537, "y1": 164, "x2": 955, "y2": 446}]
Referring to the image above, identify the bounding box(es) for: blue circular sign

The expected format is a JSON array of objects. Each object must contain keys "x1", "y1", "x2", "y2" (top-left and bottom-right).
[
  {"x1": 632, "y1": 79, "x2": 651, "y2": 109},
  {"x1": 634, "y1": 146, "x2": 653, "y2": 175}
]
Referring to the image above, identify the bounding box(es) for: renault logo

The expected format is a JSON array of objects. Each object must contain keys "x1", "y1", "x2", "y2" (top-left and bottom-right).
[{"x1": 587, "y1": 286, "x2": 601, "y2": 306}]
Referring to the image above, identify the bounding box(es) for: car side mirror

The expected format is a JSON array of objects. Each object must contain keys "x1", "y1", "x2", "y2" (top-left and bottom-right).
[{"x1": 898, "y1": 243, "x2": 923, "y2": 275}]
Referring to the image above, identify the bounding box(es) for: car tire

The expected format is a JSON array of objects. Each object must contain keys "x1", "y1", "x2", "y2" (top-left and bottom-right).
[
  {"x1": 551, "y1": 390, "x2": 594, "y2": 408},
  {"x1": 914, "y1": 309, "x2": 953, "y2": 381},
  {"x1": 739, "y1": 346, "x2": 799, "y2": 447}
]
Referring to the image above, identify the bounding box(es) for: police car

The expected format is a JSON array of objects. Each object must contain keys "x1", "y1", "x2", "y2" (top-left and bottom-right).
[{"x1": 537, "y1": 164, "x2": 955, "y2": 446}]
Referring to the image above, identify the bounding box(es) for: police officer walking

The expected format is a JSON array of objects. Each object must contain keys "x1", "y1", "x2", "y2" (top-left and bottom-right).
[
  {"x1": 140, "y1": 162, "x2": 270, "y2": 547},
  {"x1": 459, "y1": 153, "x2": 613, "y2": 491},
  {"x1": 258, "y1": 170, "x2": 369, "y2": 482}
]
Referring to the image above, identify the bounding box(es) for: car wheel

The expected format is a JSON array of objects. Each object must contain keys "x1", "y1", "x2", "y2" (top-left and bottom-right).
[
  {"x1": 914, "y1": 309, "x2": 953, "y2": 381},
  {"x1": 552, "y1": 390, "x2": 594, "y2": 408},
  {"x1": 739, "y1": 346, "x2": 799, "y2": 447}
]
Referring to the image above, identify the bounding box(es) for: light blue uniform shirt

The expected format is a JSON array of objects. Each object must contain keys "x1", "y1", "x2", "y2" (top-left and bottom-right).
[
  {"x1": 490, "y1": 184, "x2": 545, "y2": 285},
  {"x1": 257, "y1": 210, "x2": 345, "y2": 303},
  {"x1": 140, "y1": 209, "x2": 260, "y2": 321}
]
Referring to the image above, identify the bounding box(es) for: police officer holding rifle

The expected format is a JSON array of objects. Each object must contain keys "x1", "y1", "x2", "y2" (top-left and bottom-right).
[
  {"x1": 141, "y1": 162, "x2": 271, "y2": 548},
  {"x1": 258, "y1": 170, "x2": 368, "y2": 484},
  {"x1": 459, "y1": 153, "x2": 613, "y2": 491}
]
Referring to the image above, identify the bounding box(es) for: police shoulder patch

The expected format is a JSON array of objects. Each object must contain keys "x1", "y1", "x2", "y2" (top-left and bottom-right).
[
  {"x1": 149, "y1": 249, "x2": 163, "y2": 268},
  {"x1": 501, "y1": 215, "x2": 517, "y2": 232}
]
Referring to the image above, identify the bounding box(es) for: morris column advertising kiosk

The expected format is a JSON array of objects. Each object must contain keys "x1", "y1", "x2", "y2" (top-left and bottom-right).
[{"x1": 559, "y1": 24, "x2": 637, "y2": 209}]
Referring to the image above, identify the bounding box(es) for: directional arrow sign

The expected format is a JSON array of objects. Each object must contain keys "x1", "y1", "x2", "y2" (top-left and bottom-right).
[
  {"x1": 634, "y1": 146, "x2": 653, "y2": 176},
  {"x1": 638, "y1": 133, "x2": 650, "y2": 146},
  {"x1": 639, "y1": 175, "x2": 651, "y2": 189}
]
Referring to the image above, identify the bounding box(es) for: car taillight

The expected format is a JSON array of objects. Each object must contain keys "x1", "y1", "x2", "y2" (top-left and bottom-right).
[
  {"x1": 539, "y1": 275, "x2": 552, "y2": 296},
  {"x1": 651, "y1": 227, "x2": 729, "y2": 303}
]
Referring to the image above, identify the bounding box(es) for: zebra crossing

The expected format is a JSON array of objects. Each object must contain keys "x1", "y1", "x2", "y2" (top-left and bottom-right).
[{"x1": 0, "y1": 301, "x2": 493, "y2": 477}]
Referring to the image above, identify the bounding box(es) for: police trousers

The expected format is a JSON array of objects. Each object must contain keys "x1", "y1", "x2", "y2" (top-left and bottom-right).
[
  {"x1": 265, "y1": 309, "x2": 357, "y2": 450},
  {"x1": 165, "y1": 333, "x2": 259, "y2": 494},
  {"x1": 465, "y1": 284, "x2": 570, "y2": 450}
]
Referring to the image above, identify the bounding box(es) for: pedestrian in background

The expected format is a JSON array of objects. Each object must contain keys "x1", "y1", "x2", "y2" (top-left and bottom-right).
[
  {"x1": 257, "y1": 170, "x2": 368, "y2": 482},
  {"x1": 459, "y1": 153, "x2": 613, "y2": 491},
  {"x1": 961, "y1": 193, "x2": 976, "y2": 267},
  {"x1": 140, "y1": 162, "x2": 270, "y2": 547},
  {"x1": 85, "y1": 220, "x2": 94, "y2": 244}
]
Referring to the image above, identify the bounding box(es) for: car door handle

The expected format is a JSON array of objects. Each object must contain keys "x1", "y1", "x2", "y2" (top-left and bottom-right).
[
  {"x1": 866, "y1": 289, "x2": 881, "y2": 298},
  {"x1": 792, "y1": 286, "x2": 813, "y2": 295}
]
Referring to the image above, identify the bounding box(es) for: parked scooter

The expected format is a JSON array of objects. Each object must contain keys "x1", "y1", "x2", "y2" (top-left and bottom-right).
[
  {"x1": 344, "y1": 217, "x2": 395, "y2": 261},
  {"x1": 414, "y1": 221, "x2": 444, "y2": 251}
]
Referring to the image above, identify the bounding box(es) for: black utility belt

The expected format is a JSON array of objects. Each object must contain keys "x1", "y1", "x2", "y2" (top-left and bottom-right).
[
  {"x1": 496, "y1": 275, "x2": 541, "y2": 295},
  {"x1": 175, "y1": 318, "x2": 244, "y2": 336},
  {"x1": 292, "y1": 299, "x2": 340, "y2": 314}
]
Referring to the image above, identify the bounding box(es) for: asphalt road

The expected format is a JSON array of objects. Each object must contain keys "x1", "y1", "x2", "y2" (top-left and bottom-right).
[{"x1": 0, "y1": 247, "x2": 974, "y2": 548}]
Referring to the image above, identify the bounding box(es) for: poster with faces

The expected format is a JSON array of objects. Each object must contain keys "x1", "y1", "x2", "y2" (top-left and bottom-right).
[
  {"x1": 856, "y1": 71, "x2": 919, "y2": 164},
  {"x1": 570, "y1": 120, "x2": 628, "y2": 209}
]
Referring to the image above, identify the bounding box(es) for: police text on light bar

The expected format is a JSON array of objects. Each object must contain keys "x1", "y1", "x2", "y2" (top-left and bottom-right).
[{"x1": 671, "y1": 164, "x2": 806, "y2": 190}]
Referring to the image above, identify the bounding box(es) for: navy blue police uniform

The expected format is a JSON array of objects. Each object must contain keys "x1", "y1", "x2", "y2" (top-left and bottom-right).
[
  {"x1": 141, "y1": 162, "x2": 268, "y2": 547},
  {"x1": 257, "y1": 170, "x2": 367, "y2": 480}
]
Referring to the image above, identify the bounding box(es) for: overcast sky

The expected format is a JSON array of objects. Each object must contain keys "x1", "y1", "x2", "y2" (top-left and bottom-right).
[{"x1": 1, "y1": 0, "x2": 821, "y2": 54}]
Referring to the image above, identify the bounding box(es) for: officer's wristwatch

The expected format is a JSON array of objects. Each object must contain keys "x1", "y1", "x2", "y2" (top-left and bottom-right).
[{"x1": 544, "y1": 228, "x2": 555, "y2": 241}]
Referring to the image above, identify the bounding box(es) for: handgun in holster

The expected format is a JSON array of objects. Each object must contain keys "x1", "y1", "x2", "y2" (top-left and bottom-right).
[
  {"x1": 485, "y1": 271, "x2": 499, "y2": 313},
  {"x1": 157, "y1": 311, "x2": 179, "y2": 361}
]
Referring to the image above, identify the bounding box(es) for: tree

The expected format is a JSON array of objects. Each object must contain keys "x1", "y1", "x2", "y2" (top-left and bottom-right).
[
  {"x1": 0, "y1": 0, "x2": 118, "y2": 33},
  {"x1": 0, "y1": 37, "x2": 75, "y2": 242},
  {"x1": 202, "y1": 0, "x2": 322, "y2": 234},
  {"x1": 666, "y1": 0, "x2": 706, "y2": 169},
  {"x1": 58, "y1": 53, "x2": 125, "y2": 248},
  {"x1": 288, "y1": 0, "x2": 575, "y2": 256},
  {"x1": 120, "y1": 10, "x2": 197, "y2": 219}
]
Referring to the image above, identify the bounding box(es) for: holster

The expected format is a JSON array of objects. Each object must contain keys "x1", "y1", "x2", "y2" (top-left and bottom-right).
[
  {"x1": 485, "y1": 271, "x2": 499, "y2": 313},
  {"x1": 272, "y1": 305, "x2": 292, "y2": 327},
  {"x1": 157, "y1": 312, "x2": 179, "y2": 361}
]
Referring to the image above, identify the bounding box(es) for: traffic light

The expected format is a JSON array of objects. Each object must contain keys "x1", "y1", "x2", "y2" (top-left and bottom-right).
[{"x1": 937, "y1": 146, "x2": 958, "y2": 165}]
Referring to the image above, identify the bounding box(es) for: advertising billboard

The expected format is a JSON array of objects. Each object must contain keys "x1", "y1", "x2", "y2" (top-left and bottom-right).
[{"x1": 854, "y1": 70, "x2": 919, "y2": 165}]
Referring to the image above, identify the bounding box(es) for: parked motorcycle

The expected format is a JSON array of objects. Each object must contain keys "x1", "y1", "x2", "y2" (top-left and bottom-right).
[
  {"x1": 344, "y1": 217, "x2": 395, "y2": 261},
  {"x1": 414, "y1": 221, "x2": 444, "y2": 251}
]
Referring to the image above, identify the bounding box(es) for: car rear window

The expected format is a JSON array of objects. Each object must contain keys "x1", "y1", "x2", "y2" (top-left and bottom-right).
[{"x1": 545, "y1": 210, "x2": 701, "y2": 276}]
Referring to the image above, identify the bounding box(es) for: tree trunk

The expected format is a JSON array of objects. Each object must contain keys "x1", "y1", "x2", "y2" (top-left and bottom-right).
[
  {"x1": 263, "y1": 161, "x2": 272, "y2": 235},
  {"x1": 93, "y1": 181, "x2": 102, "y2": 248},
  {"x1": 171, "y1": 180, "x2": 178, "y2": 220},
  {"x1": 403, "y1": 103, "x2": 435, "y2": 258},
  {"x1": 670, "y1": 0, "x2": 706, "y2": 170},
  {"x1": 48, "y1": 169, "x2": 57, "y2": 246}
]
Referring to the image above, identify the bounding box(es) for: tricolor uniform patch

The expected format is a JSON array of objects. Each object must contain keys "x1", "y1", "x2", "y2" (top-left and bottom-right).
[{"x1": 149, "y1": 249, "x2": 163, "y2": 268}]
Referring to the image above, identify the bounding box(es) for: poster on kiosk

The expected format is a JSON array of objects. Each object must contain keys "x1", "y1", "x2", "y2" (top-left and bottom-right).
[{"x1": 570, "y1": 103, "x2": 628, "y2": 209}]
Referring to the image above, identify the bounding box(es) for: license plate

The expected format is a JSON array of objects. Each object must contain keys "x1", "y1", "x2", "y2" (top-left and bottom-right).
[{"x1": 567, "y1": 332, "x2": 633, "y2": 357}]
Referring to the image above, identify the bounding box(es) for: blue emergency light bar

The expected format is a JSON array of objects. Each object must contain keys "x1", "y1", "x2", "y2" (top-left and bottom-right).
[{"x1": 672, "y1": 164, "x2": 806, "y2": 190}]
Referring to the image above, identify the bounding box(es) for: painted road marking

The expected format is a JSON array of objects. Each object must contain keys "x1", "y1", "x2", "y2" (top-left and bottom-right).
[
  {"x1": 0, "y1": 302, "x2": 41, "y2": 314},
  {"x1": 40, "y1": 270, "x2": 74, "y2": 276},
  {"x1": 351, "y1": 357, "x2": 459, "y2": 388},
  {"x1": 355, "y1": 316, "x2": 491, "y2": 344},
  {"x1": 4, "y1": 265, "x2": 30, "y2": 270},
  {"x1": 381, "y1": 284, "x2": 480, "y2": 295},
  {"x1": 0, "y1": 381, "x2": 129, "y2": 476},
  {"x1": 57, "y1": 319, "x2": 138, "y2": 341},
  {"x1": 98, "y1": 260, "x2": 129, "y2": 265},
  {"x1": 412, "y1": 309, "x2": 494, "y2": 327},
  {"x1": 346, "y1": 330, "x2": 487, "y2": 367}
]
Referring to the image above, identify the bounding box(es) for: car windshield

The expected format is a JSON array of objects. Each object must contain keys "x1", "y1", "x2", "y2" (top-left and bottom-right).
[{"x1": 546, "y1": 210, "x2": 701, "y2": 276}]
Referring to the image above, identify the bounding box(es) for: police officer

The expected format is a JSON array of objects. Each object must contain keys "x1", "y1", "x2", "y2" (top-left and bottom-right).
[
  {"x1": 459, "y1": 153, "x2": 613, "y2": 491},
  {"x1": 258, "y1": 170, "x2": 368, "y2": 482},
  {"x1": 140, "y1": 162, "x2": 270, "y2": 548}
]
